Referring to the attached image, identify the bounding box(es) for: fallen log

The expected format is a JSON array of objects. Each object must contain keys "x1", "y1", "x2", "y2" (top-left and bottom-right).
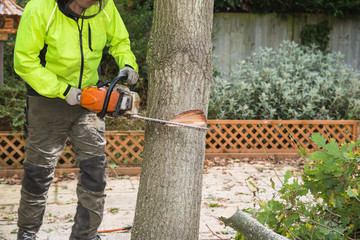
[{"x1": 219, "y1": 208, "x2": 289, "y2": 240}]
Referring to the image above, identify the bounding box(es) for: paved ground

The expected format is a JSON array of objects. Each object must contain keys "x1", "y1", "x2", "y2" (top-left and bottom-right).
[{"x1": 0, "y1": 159, "x2": 301, "y2": 240}]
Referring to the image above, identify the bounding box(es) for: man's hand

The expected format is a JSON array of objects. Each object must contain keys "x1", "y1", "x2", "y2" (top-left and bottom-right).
[
  {"x1": 65, "y1": 87, "x2": 82, "y2": 105},
  {"x1": 118, "y1": 67, "x2": 139, "y2": 85}
]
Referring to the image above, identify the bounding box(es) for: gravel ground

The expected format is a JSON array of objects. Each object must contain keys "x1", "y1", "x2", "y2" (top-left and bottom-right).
[{"x1": 0, "y1": 158, "x2": 302, "y2": 240}]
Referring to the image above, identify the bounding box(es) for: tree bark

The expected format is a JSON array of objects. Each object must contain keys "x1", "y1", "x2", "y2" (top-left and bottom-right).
[
  {"x1": 131, "y1": 1, "x2": 213, "y2": 240},
  {"x1": 219, "y1": 209, "x2": 289, "y2": 240}
]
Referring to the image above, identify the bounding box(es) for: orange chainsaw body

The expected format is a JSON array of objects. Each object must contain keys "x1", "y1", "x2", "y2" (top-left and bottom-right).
[{"x1": 81, "y1": 86, "x2": 119, "y2": 113}]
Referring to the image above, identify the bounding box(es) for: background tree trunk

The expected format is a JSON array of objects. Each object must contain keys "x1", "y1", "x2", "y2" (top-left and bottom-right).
[{"x1": 131, "y1": 1, "x2": 214, "y2": 239}]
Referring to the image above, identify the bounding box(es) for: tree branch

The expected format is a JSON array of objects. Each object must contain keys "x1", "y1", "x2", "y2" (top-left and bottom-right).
[{"x1": 219, "y1": 209, "x2": 289, "y2": 240}]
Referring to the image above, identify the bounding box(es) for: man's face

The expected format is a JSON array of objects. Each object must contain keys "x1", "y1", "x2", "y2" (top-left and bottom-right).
[{"x1": 70, "y1": 0, "x2": 98, "y2": 12}]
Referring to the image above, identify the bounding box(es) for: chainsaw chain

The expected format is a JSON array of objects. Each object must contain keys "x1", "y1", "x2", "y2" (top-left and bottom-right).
[{"x1": 125, "y1": 115, "x2": 209, "y2": 131}]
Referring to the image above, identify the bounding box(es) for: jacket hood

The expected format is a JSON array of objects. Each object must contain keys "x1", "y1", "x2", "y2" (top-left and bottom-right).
[{"x1": 57, "y1": 0, "x2": 108, "y2": 19}]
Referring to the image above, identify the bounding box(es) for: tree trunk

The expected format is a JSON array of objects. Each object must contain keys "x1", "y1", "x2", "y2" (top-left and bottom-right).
[
  {"x1": 219, "y1": 209, "x2": 290, "y2": 240},
  {"x1": 131, "y1": 1, "x2": 213, "y2": 240}
]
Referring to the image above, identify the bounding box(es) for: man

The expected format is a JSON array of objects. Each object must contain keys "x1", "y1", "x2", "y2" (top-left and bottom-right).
[{"x1": 13, "y1": 0, "x2": 138, "y2": 239}]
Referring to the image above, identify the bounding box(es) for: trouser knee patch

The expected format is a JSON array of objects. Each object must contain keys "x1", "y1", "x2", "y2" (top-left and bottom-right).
[
  {"x1": 79, "y1": 155, "x2": 107, "y2": 192},
  {"x1": 22, "y1": 162, "x2": 54, "y2": 194}
]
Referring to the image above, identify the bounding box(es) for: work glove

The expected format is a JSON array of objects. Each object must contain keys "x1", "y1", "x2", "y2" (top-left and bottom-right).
[
  {"x1": 118, "y1": 67, "x2": 139, "y2": 85},
  {"x1": 65, "y1": 87, "x2": 82, "y2": 105}
]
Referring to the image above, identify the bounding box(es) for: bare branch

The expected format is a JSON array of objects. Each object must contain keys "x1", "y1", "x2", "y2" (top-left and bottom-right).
[{"x1": 219, "y1": 208, "x2": 289, "y2": 240}]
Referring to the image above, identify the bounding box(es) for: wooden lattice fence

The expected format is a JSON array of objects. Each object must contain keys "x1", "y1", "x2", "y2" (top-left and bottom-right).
[
  {"x1": 0, "y1": 120, "x2": 359, "y2": 171},
  {"x1": 205, "y1": 120, "x2": 359, "y2": 158},
  {"x1": 0, "y1": 132, "x2": 24, "y2": 168},
  {"x1": 0, "y1": 131, "x2": 145, "y2": 169}
]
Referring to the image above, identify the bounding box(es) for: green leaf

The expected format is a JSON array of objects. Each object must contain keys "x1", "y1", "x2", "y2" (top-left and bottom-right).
[
  {"x1": 311, "y1": 133, "x2": 327, "y2": 148},
  {"x1": 318, "y1": 225, "x2": 331, "y2": 235},
  {"x1": 243, "y1": 208, "x2": 257, "y2": 215},
  {"x1": 346, "y1": 141, "x2": 356, "y2": 152},
  {"x1": 209, "y1": 203, "x2": 219, "y2": 207},
  {"x1": 346, "y1": 188, "x2": 359, "y2": 197},
  {"x1": 108, "y1": 163, "x2": 118, "y2": 169},
  {"x1": 284, "y1": 170, "x2": 291, "y2": 184},
  {"x1": 329, "y1": 196, "x2": 336, "y2": 207},
  {"x1": 284, "y1": 213, "x2": 300, "y2": 227},
  {"x1": 267, "y1": 200, "x2": 284, "y2": 211},
  {"x1": 4, "y1": 214, "x2": 16, "y2": 221},
  {"x1": 235, "y1": 232, "x2": 245, "y2": 240},
  {"x1": 309, "y1": 151, "x2": 333, "y2": 161},
  {"x1": 298, "y1": 145, "x2": 310, "y2": 158},
  {"x1": 247, "y1": 180, "x2": 258, "y2": 190},
  {"x1": 257, "y1": 212, "x2": 268, "y2": 224},
  {"x1": 270, "y1": 178, "x2": 276, "y2": 189},
  {"x1": 325, "y1": 139, "x2": 341, "y2": 158}
]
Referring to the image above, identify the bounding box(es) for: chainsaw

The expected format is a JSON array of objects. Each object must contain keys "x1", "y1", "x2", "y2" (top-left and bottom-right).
[{"x1": 80, "y1": 75, "x2": 209, "y2": 131}]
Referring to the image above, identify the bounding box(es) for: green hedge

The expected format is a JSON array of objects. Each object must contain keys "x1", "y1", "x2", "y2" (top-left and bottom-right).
[{"x1": 214, "y1": 0, "x2": 360, "y2": 17}]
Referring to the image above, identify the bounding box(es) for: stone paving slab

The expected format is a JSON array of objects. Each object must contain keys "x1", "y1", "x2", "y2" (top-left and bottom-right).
[{"x1": 0, "y1": 161, "x2": 299, "y2": 240}]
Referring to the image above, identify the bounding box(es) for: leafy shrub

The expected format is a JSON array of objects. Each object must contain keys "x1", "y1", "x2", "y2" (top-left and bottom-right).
[
  {"x1": 255, "y1": 133, "x2": 360, "y2": 239},
  {"x1": 209, "y1": 41, "x2": 360, "y2": 120},
  {"x1": 0, "y1": 35, "x2": 27, "y2": 130}
]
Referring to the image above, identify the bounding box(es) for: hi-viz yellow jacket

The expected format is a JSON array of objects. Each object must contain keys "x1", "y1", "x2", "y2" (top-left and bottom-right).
[{"x1": 14, "y1": 0, "x2": 138, "y2": 99}]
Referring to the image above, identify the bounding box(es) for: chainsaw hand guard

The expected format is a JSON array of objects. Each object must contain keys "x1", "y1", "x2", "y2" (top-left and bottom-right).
[{"x1": 97, "y1": 75, "x2": 127, "y2": 118}]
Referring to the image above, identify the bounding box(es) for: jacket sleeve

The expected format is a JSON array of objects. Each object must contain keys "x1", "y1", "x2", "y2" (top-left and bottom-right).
[
  {"x1": 14, "y1": 2, "x2": 70, "y2": 99},
  {"x1": 105, "y1": 0, "x2": 138, "y2": 72}
]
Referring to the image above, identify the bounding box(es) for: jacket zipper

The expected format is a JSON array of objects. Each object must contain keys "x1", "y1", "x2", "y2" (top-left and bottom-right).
[
  {"x1": 76, "y1": 18, "x2": 85, "y2": 89},
  {"x1": 88, "y1": 23, "x2": 93, "y2": 51}
]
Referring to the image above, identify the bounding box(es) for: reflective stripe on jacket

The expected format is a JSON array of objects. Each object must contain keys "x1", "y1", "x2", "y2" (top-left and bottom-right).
[{"x1": 14, "y1": 0, "x2": 138, "y2": 99}]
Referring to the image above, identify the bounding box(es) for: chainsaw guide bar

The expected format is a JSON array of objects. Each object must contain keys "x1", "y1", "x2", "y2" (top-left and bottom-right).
[{"x1": 126, "y1": 114, "x2": 209, "y2": 131}]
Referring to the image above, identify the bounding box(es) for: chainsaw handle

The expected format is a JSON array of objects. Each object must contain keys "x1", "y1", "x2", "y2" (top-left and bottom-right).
[
  {"x1": 97, "y1": 75, "x2": 127, "y2": 118},
  {"x1": 96, "y1": 80, "x2": 110, "y2": 88},
  {"x1": 116, "y1": 70, "x2": 136, "y2": 91}
]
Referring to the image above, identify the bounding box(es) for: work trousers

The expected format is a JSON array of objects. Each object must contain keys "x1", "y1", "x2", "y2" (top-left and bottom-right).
[{"x1": 18, "y1": 96, "x2": 107, "y2": 239}]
